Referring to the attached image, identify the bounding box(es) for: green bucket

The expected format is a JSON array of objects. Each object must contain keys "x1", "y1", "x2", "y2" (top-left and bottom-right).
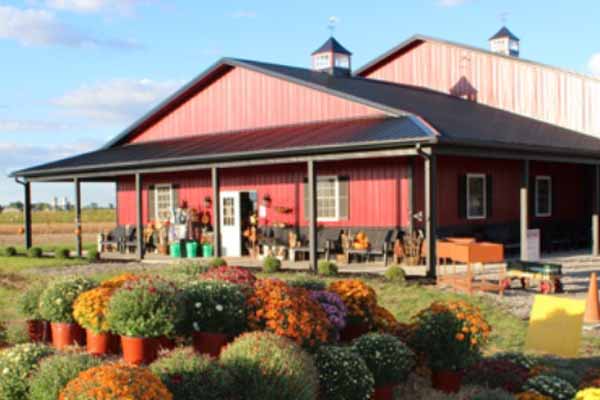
[
  {"x1": 170, "y1": 243, "x2": 182, "y2": 258},
  {"x1": 202, "y1": 244, "x2": 214, "y2": 258},
  {"x1": 186, "y1": 241, "x2": 199, "y2": 258}
]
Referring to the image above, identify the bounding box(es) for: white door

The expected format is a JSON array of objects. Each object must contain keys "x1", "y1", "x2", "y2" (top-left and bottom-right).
[{"x1": 220, "y1": 191, "x2": 242, "y2": 256}]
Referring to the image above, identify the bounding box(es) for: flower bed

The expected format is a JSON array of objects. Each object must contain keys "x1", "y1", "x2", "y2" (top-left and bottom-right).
[{"x1": 200, "y1": 265, "x2": 256, "y2": 289}]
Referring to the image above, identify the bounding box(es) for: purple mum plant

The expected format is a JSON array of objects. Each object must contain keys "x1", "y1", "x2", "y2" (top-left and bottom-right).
[{"x1": 310, "y1": 290, "x2": 348, "y2": 338}]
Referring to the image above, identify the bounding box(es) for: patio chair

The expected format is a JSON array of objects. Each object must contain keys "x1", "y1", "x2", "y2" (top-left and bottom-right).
[{"x1": 100, "y1": 226, "x2": 126, "y2": 253}]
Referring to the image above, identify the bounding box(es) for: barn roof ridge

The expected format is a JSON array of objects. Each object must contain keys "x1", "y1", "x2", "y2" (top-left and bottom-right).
[{"x1": 354, "y1": 33, "x2": 600, "y2": 83}]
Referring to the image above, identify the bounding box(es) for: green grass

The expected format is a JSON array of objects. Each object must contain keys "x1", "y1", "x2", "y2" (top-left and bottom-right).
[
  {"x1": 0, "y1": 209, "x2": 115, "y2": 224},
  {"x1": 11, "y1": 243, "x2": 97, "y2": 254},
  {"x1": 0, "y1": 255, "x2": 85, "y2": 274}
]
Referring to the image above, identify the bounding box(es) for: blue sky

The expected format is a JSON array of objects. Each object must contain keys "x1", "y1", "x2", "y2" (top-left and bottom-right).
[{"x1": 1, "y1": 0, "x2": 599, "y2": 206}]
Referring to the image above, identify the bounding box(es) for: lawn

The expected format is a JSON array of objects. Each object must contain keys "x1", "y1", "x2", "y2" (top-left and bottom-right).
[{"x1": 0, "y1": 209, "x2": 115, "y2": 224}]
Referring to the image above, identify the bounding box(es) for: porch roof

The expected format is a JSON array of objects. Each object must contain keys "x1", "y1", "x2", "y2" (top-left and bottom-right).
[{"x1": 12, "y1": 116, "x2": 432, "y2": 179}]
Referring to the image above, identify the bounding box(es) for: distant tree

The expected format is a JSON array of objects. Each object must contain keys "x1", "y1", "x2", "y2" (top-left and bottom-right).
[
  {"x1": 87, "y1": 202, "x2": 99, "y2": 210},
  {"x1": 108, "y1": 203, "x2": 115, "y2": 209},
  {"x1": 8, "y1": 201, "x2": 23, "y2": 211}
]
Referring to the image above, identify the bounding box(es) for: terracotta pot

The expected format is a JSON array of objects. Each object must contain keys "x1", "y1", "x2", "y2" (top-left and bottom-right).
[
  {"x1": 339, "y1": 323, "x2": 370, "y2": 343},
  {"x1": 192, "y1": 332, "x2": 229, "y2": 358},
  {"x1": 121, "y1": 336, "x2": 159, "y2": 365},
  {"x1": 51, "y1": 322, "x2": 85, "y2": 349},
  {"x1": 372, "y1": 385, "x2": 396, "y2": 400},
  {"x1": 157, "y1": 336, "x2": 176, "y2": 351},
  {"x1": 431, "y1": 370, "x2": 463, "y2": 393},
  {"x1": 86, "y1": 330, "x2": 120, "y2": 356},
  {"x1": 27, "y1": 320, "x2": 51, "y2": 343}
]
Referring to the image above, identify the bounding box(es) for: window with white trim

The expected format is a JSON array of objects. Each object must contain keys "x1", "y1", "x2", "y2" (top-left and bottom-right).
[
  {"x1": 313, "y1": 53, "x2": 331, "y2": 70},
  {"x1": 535, "y1": 176, "x2": 552, "y2": 217},
  {"x1": 466, "y1": 174, "x2": 486, "y2": 219},
  {"x1": 155, "y1": 184, "x2": 173, "y2": 221},
  {"x1": 317, "y1": 176, "x2": 339, "y2": 221}
]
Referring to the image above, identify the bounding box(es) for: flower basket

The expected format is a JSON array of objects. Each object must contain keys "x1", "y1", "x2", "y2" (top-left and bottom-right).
[
  {"x1": 192, "y1": 331, "x2": 230, "y2": 357},
  {"x1": 50, "y1": 322, "x2": 85, "y2": 349},
  {"x1": 373, "y1": 384, "x2": 396, "y2": 400},
  {"x1": 121, "y1": 336, "x2": 159, "y2": 365},
  {"x1": 85, "y1": 329, "x2": 119, "y2": 355},
  {"x1": 431, "y1": 370, "x2": 463, "y2": 393},
  {"x1": 26, "y1": 320, "x2": 51, "y2": 343}
]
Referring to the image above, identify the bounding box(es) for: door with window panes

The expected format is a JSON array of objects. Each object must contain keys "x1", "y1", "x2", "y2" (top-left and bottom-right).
[{"x1": 220, "y1": 192, "x2": 242, "y2": 256}]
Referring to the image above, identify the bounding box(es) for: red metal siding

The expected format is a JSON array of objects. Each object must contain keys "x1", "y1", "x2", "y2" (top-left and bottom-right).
[
  {"x1": 128, "y1": 66, "x2": 384, "y2": 144},
  {"x1": 410, "y1": 156, "x2": 590, "y2": 228},
  {"x1": 362, "y1": 40, "x2": 600, "y2": 137},
  {"x1": 116, "y1": 158, "x2": 411, "y2": 228}
]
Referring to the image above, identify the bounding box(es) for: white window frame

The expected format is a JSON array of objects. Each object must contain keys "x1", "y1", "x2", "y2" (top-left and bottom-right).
[
  {"x1": 155, "y1": 183, "x2": 173, "y2": 221},
  {"x1": 466, "y1": 173, "x2": 486, "y2": 220},
  {"x1": 316, "y1": 175, "x2": 340, "y2": 222},
  {"x1": 535, "y1": 176, "x2": 552, "y2": 217}
]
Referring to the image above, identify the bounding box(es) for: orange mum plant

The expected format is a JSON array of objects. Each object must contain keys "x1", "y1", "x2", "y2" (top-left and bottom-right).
[
  {"x1": 373, "y1": 305, "x2": 399, "y2": 333},
  {"x1": 100, "y1": 273, "x2": 139, "y2": 290},
  {"x1": 328, "y1": 279, "x2": 378, "y2": 328},
  {"x1": 410, "y1": 300, "x2": 491, "y2": 372},
  {"x1": 73, "y1": 287, "x2": 114, "y2": 334},
  {"x1": 247, "y1": 279, "x2": 331, "y2": 347},
  {"x1": 59, "y1": 363, "x2": 172, "y2": 400}
]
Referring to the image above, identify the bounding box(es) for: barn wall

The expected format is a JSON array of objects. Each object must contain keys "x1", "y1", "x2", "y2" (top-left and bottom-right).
[
  {"x1": 116, "y1": 158, "x2": 411, "y2": 228},
  {"x1": 128, "y1": 66, "x2": 384, "y2": 144},
  {"x1": 362, "y1": 40, "x2": 600, "y2": 137}
]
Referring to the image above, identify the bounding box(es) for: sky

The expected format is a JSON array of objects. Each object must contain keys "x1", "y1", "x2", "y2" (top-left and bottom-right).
[{"x1": 1, "y1": 0, "x2": 599, "y2": 206}]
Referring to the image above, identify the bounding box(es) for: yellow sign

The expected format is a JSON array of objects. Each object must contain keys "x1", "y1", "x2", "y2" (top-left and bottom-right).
[{"x1": 525, "y1": 295, "x2": 586, "y2": 358}]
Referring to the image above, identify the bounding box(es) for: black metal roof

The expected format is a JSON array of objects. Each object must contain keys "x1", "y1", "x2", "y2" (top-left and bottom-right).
[
  {"x1": 311, "y1": 37, "x2": 352, "y2": 55},
  {"x1": 489, "y1": 26, "x2": 520, "y2": 41},
  {"x1": 13, "y1": 117, "x2": 432, "y2": 177}
]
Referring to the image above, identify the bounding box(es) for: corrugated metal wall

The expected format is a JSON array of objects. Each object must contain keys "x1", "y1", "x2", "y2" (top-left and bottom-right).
[
  {"x1": 129, "y1": 66, "x2": 383, "y2": 144},
  {"x1": 116, "y1": 158, "x2": 411, "y2": 228},
  {"x1": 363, "y1": 40, "x2": 600, "y2": 137}
]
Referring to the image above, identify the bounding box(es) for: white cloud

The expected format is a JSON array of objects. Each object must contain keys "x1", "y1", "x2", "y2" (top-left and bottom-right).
[
  {"x1": 589, "y1": 53, "x2": 600, "y2": 76},
  {"x1": 52, "y1": 78, "x2": 182, "y2": 123},
  {"x1": 42, "y1": 0, "x2": 143, "y2": 15},
  {"x1": 0, "y1": 5, "x2": 142, "y2": 49},
  {"x1": 230, "y1": 10, "x2": 257, "y2": 19},
  {"x1": 0, "y1": 120, "x2": 70, "y2": 133},
  {"x1": 438, "y1": 0, "x2": 469, "y2": 6}
]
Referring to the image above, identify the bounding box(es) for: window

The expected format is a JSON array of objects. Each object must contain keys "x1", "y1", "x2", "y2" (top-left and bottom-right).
[
  {"x1": 535, "y1": 176, "x2": 552, "y2": 217},
  {"x1": 313, "y1": 53, "x2": 331, "y2": 70},
  {"x1": 466, "y1": 174, "x2": 486, "y2": 219},
  {"x1": 317, "y1": 176, "x2": 339, "y2": 221},
  {"x1": 222, "y1": 197, "x2": 235, "y2": 226},
  {"x1": 334, "y1": 54, "x2": 350, "y2": 69},
  {"x1": 155, "y1": 184, "x2": 173, "y2": 221}
]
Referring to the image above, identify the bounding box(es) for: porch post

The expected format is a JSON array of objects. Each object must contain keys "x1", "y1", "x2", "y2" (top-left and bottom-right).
[
  {"x1": 135, "y1": 173, "x2": 144, "y2": 259},
  {"x1": 24, "y1": 181, "x2": 32, "y2": 249},
  {"x1": 424, "y1": 151, "x2": 437, "y2": 279},
  {"x1": 408, "y1": 158, "x2": 415, "y2": 233},
  {"x1": 212, "y1": 167, "x2": 221, "y2": 257},
  {"x1": 74, "y1": 178, "x2": 82, "y2": 258},
  {"x1": 307, "y1": 160, "x2": 318, "y2": 273},
  {"x1": 520, "y1": 160, "x2": 529, "y2": 261},
  {"x1": 593, "y1": 165, "x2": 599, "y2": 256}
]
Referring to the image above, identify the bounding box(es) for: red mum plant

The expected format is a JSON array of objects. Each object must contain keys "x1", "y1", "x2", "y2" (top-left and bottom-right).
[
  {"x1": 201, "y1": 266, "x2": 256, "y2": 290},
  {"x1": 247, "y1": 279, "x2": 332, "y2": 347}
]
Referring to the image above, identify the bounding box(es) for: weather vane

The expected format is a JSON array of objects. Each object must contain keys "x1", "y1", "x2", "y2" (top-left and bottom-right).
[
  {"x1": 328, "y1": 16, "x2": 339, "y2": 36},
  {"x1": 499, "y1": 11, "x2": 510, "y2": 25}
]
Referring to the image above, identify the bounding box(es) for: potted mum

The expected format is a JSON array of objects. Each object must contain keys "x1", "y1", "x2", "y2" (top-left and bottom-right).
[
  {"x1": 309, "y1": 290, "x2": 348, "y2": 341},
  {"x1": 352, "y1": 333, "x2": 416, "y2": 400},
  {"x1": 411, "y1": 301, "x2": 491, "y2": 393},
  {"x1": 38, "y1": 277, "x2": 96, "y2": 349},
  {"x1": 183, "y1": 280, "x2": 247, "y2": 357},
  {"x1": 328, "y1": 279, "x2": 377, "y2": 341},
  {"x1": 106, "y1": 276, "x2": 183, "y2": 365},
  {"x1": 17, "y1": 281, "x2": 51, "y2": 343},
  {"x1": 73, "y1": 287, "x2": 119, "y2": 355},
  {"x1": 247, "y1": 279, "x2": 331, "y2": 347}
]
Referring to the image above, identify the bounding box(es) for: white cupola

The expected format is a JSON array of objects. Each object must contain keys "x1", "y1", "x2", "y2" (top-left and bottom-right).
[
  {"x1": 489, "y1": 26, "x2": 520, "y2": 57},
  {"x1": 311, "y1": 37, "x2": 352, "y2": 76}
]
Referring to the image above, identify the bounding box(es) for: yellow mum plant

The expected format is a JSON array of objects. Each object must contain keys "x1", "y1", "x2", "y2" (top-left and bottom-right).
[
  {"x1": 100, "y1": 273, "x2": 139, "y2": 289},
  {"x1": 73, "y1": 287, "x2": 113, "y2": 334},
  {"x1": 577, "y1": 388, "x2": 600, "y2": 400}
]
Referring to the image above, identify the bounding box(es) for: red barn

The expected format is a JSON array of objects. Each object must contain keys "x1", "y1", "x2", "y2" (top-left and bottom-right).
[{"x1": 12, "y1": 28, "x2": 600, "y2": 276}]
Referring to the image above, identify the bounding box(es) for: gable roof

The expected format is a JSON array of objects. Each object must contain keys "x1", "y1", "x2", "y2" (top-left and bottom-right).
[
  {"x1": 354, "y1": 34, "x2": 600, "y2": 82},
  {"x1": 312, "y1": 37, "x2": 352, "y2": 55},
  {"x1": 489, "y1": 26, "x2": 519, "y2": 41}
]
